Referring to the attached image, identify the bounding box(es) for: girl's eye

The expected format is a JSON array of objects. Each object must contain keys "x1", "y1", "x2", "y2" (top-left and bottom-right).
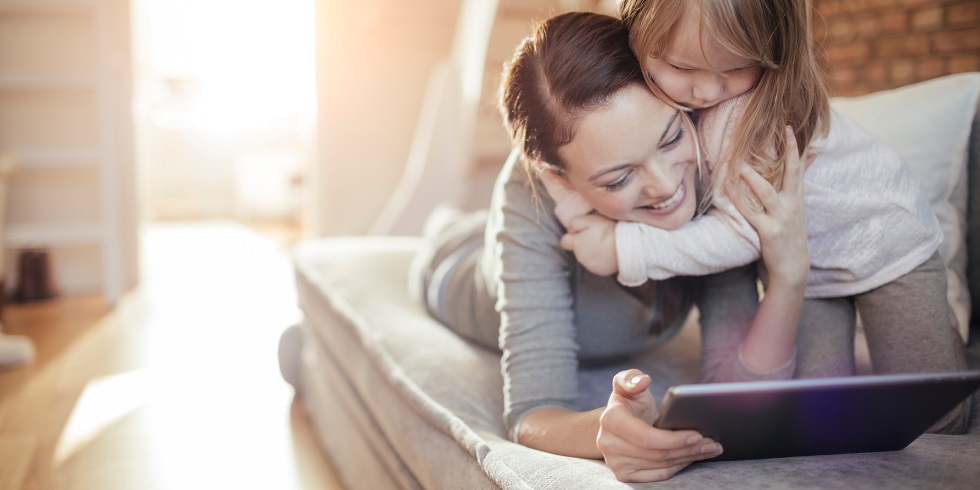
[
  {"x1": 661, "y1": 126, "x2": 686, "y2": 150},
  {"x1": 604, "y1": 170, "x2": 633, "y2": 191},
  {"x1": 670, "y1": 64, "x2": 694, "y2": 72}
]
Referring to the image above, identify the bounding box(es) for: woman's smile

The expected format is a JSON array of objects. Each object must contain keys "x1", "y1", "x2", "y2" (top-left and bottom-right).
[
  {"x1": 640, "y1": 179, "x2": 686, "y2": 213},
  {"x1": 557, "y1": 84, "x2": 699, "y2": 231}
]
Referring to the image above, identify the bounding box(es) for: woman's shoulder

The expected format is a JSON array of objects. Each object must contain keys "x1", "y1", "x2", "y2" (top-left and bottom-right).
[{"x1": 490, "y1": 149, "x2": 565, "y2": 235}]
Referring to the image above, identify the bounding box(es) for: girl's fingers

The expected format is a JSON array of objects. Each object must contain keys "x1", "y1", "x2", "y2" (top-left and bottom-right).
[
  {"x1": 738, "y1": 164, "x2": 777, "y2": 211},
  {"x1": 726, "y1": 179, "x2": 758, "y2": 223},
  {"x1": 783, "y1": 125, "x2": 812, "y2": 197},
  {"x1": 733, "y1": 125, "x2": 806, "y2": 216},
  {"x1": 782, "y1": 126, "x2": 804, "y2": 194}
]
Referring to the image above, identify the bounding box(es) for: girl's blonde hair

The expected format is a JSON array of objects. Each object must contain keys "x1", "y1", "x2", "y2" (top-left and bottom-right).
[{"x1": 620, "y1": 0, "x2": 829, "y2": 199}]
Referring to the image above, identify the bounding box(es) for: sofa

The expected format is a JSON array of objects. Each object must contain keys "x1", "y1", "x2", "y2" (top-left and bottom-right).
[{"x1": 279, "y1": 72, "x2": 980, "y2": 489}]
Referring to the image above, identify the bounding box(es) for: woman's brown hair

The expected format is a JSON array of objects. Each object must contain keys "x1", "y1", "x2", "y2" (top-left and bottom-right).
[{"x1": 498, "y1": 12, "x2": 648, "y2": 173}]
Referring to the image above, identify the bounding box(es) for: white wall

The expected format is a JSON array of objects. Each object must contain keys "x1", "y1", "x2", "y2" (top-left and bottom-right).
[
  {"x1": 312, "y1": 0, "x2": 461, "y2": 236},
  {"x1": 310, "y1": 0, "x2": 620, "y2": 237}
]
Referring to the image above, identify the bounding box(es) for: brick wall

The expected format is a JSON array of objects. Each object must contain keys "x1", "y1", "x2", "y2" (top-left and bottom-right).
[
  {"x1": 814, "y1": 0, "x2": 980, "y2": 96},
  {"x1": 476, "y1": 0, "x2": 980, "y2": 168}
]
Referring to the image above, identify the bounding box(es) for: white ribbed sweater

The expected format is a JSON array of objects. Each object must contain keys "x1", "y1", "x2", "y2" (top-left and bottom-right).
[{"x1": 613, "y1": 94, "x2": 942, "y2": 298}]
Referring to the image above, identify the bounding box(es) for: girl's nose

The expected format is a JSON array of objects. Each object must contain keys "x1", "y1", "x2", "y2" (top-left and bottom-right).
[{"x1": 692, "y1": 76, "x2": 723, "y2": 103}]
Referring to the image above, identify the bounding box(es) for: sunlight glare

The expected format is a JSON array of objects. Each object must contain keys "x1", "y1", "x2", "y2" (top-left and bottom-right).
[
  {"x1": 53, "y1": 369, "x2": 151, "y2": 465},
  {"x1": 144, "y1": 0, "x2": 315, "y2": 133}
]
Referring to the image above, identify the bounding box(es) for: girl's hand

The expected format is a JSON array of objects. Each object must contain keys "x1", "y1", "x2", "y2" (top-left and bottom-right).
[
  {"x1": 539, "y1": 169, "x2": 594, "y2": 227},
  {"x1": 727, "y1": 126, "x2": 812, "y2": 289},
  {"x1": 597, "y1": 369, "x2": 723, "y2": 482},
  {"x1": 560, "y1": 214, "x2": 618, "y2": 276}
]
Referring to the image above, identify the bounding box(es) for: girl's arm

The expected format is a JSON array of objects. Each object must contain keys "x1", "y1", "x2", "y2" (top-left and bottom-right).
[
  {"x1": 689, "y1": 126, "x2": 810, "y2": 381},
  {"x1": 726, "y1": 126, "x2": 809, "y2": 373},
  {"x1": 614, "y1": 193, "x2": 761, "y2": 286},
  {"x1": 551, "y1": 164, "x2": 764, "y2": 284},
  {"x1": 547, "y1": 171, "x2": 762, "y2": 282}
]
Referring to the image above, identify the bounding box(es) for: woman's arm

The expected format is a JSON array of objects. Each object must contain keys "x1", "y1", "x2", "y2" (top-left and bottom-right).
[
  {"x1": 519, "y1": 372, "x2": 723, "y2": 482},
  {"x1": 491, "y1": 152, "x2": 582, "y2": 437},
  {"x1": 492, "y1": 151, "x2": 719, "y2": 479}
]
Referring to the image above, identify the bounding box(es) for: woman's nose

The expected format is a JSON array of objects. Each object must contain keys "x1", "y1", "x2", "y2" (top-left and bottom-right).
[{"x1": 640, "y1": 165, "x2": 677, "y2": 198}]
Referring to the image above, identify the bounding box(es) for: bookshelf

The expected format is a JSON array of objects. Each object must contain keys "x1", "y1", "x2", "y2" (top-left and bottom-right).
[{"x1": 0, "y1": 0, "x2": 135, "y2": 302}]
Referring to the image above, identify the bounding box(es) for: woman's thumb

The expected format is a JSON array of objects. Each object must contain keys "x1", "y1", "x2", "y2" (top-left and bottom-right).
[{"x1": 613, "y1": 369, "x2": 651, "y2": 397}]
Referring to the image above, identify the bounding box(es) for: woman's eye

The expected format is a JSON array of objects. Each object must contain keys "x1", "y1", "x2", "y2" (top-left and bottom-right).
[
  {"x1": 661, "y1": 126, "x2": 686, "y2": 150},
  {"x1": 604, "y1": 171, "x2": 633, "y2": 191}
]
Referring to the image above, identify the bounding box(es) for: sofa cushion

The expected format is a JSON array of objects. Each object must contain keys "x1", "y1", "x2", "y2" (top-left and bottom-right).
[
  {"x1": 288, "y1": 237, "x2": 980, "y2": 489},
  {"x1": 830, "y1": 73, "x2": 980, "y2": 341}
]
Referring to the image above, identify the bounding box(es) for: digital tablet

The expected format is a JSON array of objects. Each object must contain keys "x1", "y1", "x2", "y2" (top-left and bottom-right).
[{"x1": 653, "y1": 371, "x2": 980, "y2": 461}]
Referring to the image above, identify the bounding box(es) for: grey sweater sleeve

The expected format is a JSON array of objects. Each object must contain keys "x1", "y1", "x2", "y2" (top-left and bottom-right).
[{"x1": 488, "y1": 151, "x2": 583, "y2": 437}]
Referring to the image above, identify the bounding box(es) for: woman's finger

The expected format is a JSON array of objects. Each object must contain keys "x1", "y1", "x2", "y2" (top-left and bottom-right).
[
  {"x1": 620, "y1": 463, "x2": 688, "y2": 483},
  {"x1": 632, "y1": 436, "x2": 722, "y2": 463},
  {"x1": 602, "y1": 431, "x2": 721, "y2": 481},
  {"x1": 601, "y1": 405, "x2": 711, "y2": 456}
]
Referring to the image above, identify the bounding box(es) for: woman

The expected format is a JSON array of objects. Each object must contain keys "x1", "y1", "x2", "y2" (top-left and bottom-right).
[{"x1": 410, "y1": 12, "x2": 808, "y2": 482}]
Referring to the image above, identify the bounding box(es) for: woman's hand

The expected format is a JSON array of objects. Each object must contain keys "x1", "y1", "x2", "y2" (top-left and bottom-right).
[{"x1": 597, "y1": 369, "x2": 723, "y2": 482}]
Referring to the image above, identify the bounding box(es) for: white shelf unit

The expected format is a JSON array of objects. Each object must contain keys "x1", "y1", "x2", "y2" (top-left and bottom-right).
[{"x1": 0, "y1": 0, "x2": 132, "y2": 302}]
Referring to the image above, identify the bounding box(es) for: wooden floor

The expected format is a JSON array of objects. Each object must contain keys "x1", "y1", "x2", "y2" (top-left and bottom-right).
[{"x1": 0, "y1": 220, "x2": 346, "y2": 490}]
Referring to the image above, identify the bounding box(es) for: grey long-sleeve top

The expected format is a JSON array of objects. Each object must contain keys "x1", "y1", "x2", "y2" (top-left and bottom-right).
[{"x1": 478, "y1": 150, "x2": 795, "y2": 439}]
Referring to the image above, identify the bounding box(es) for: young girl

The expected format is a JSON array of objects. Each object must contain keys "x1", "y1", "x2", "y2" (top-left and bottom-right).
[
  {"x1": 553, "y1": 0, "x2": 970, "y2": 434},
  {"x1": 411, "y1": 11, "x2": 809, "y2": 482}
]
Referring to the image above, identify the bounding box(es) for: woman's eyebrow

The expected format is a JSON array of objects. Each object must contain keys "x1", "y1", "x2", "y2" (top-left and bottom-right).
[
  {"x1": 587, "y1": 111, "x2": 681, "y2": 183},
  {"x1": 658, "y1": 111, "x2": 680, "y2": 145},
  {"x1": 588, "y1": 163, "x2": 632, "y2": 183}
]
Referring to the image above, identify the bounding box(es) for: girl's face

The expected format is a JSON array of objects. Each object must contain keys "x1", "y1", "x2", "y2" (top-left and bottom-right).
[
  {"x1": 643, "y1": 5, "x2": 762, "y2": 109},
  {"x1": 557, "y1": 84, "x2": 698, "y2": 231}
]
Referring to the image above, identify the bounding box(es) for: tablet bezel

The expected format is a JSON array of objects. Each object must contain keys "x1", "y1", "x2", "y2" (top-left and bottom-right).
[{"x1": 653, "y1": 371, "x2": 980, "y2": 461}]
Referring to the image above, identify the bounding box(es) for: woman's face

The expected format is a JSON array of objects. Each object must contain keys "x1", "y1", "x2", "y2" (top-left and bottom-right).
[
  {"x1": 557, "y1": 83, "x2": 698, "y2": 231},
  {"x1": 642, "y1": 5, "x2": 762, "y2": 109}
]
